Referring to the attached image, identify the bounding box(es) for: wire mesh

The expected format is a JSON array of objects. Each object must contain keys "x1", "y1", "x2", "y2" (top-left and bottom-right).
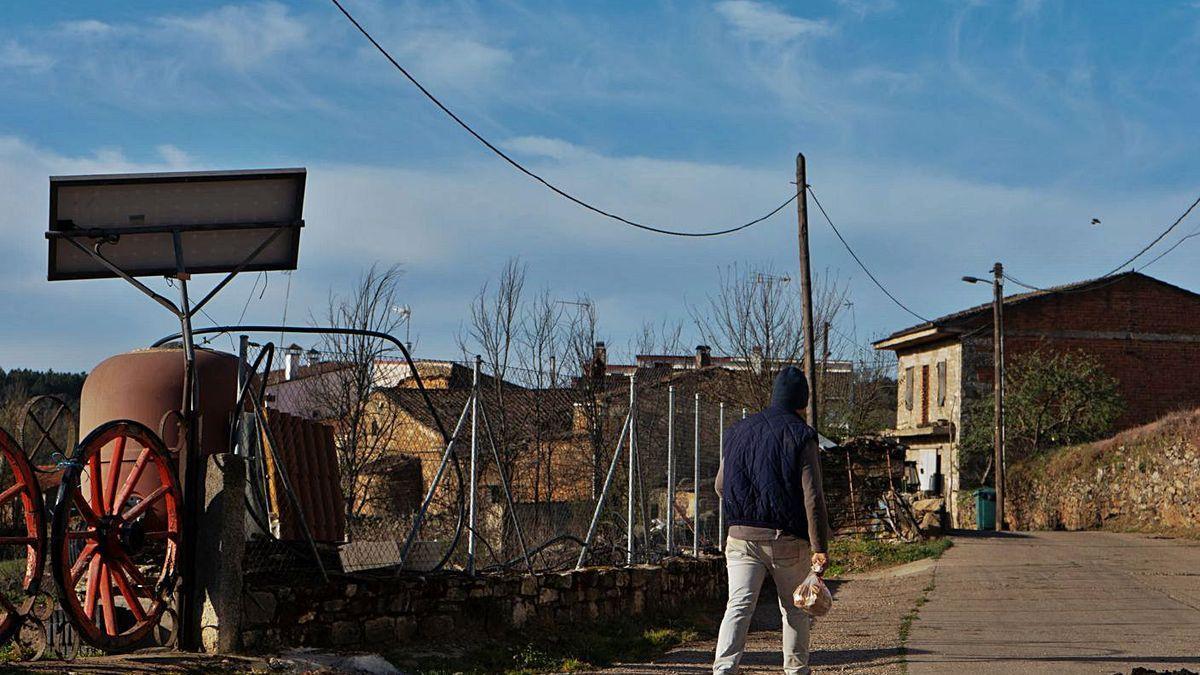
[{"x1": 232, "y1": 338, "x2": 903, "y2": 584}]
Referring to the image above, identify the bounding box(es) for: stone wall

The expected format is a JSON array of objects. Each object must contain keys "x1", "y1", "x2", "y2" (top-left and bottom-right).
[
  {"x1": 1006, "y1": 410, "x2": 1200, "y2": 531},
  {"x1": 240, "y1": 556, "x2": 726, "y2": 652}
]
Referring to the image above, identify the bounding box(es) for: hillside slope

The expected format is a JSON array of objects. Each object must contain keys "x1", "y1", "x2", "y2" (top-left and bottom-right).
[{"x1": 1006, "y1": 409, "x2": 1200, "y2": 532}]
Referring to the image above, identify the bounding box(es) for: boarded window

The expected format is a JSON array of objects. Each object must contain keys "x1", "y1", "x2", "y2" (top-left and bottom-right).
[
  {"x1": 921, "y1": 365, "x2": 930, "y2": 425},
  {"x1": 904, "y1": 366, "x2": 914, "y2": 410},
  {"x1": 936, "y1": 361, "x2": 947, "y2": 407}
]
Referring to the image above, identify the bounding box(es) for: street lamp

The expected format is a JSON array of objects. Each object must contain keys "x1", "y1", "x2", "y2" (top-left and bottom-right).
[{"x1": 962, "y1": 263, "x2": 1006, "y2": 532}]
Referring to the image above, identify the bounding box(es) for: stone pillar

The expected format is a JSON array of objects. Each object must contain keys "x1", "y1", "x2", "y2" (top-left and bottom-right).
[{"x1": 196, "y1": 453, "x2": 247, "y2": 653}]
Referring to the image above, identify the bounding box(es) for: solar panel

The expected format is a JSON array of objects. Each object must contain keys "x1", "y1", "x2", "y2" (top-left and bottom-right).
[{"x1": 46, "y1": 168, "x2": 305, "y2": 280}]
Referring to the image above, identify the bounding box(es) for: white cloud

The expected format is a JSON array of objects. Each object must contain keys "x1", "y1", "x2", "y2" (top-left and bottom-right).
[
  {"x1": 0, "y1": 41, "x2": 54, "y2": 71},
  {"x1": 502, "y1": 136, "x2": 589, "y2": 161},
  {"x1": 398, "y1": 32, "x2": 513, "y2": 88},
  {"x1": 155, "y1": 1, "x2": 308, "y2": 70},
  {"x1": 715, "y1": 1, "x2": 833, "y2": 44},
  {"x1": 834, "y1": 0, "x2": 898, "y2": 18},
  {"x1": 59, "y1": 20, "x2": 116, "y2": 37},
  {"x1": 156, "y1": 144, "x2": 192, "y2": 168}
]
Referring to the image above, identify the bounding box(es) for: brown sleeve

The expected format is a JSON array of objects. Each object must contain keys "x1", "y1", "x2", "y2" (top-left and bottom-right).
[
  {"x1": 800, "y1": 438, "x2": 830, "y2": 553},
  {"x1": 715, "y1": 455, "x2": 724, "y2": 499}
]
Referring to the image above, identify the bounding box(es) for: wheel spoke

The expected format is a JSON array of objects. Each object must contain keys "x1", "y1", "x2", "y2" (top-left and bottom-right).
[
  {"x1": 109, "y1": 563, "x2": 146, "y2": 622},
  {"x1": 70, "y1": 542, "x2": 99, "y2": 586},
  {"x1": 88, "y1": 447, "x2": 103, "y2": 515},
  {"x1": 112, "y1": 550, "x2": 151, "y2": 596},
  {"x1": 142, "y1": 530, "x2": 178, "y2": 541},
  {"x1": 0, "y1": 482, "x2": 24, "y2": 507},
  {"x1": 104, "y1": 434, "x2": 128, "y2": 514},
  {"x1": 67, "y1": 529, "x2": 99, "y2": 540},
  {"x1": 0, "y1": 536, "x2": 36, "y2": 545},
  {"x1": 83, "y1": 555, "x2": 101, "y2": 620},
  {"x1": 112, "y1": 448, "x2": 151, "y2": 516},
  {"x1": 122, "y1": 485, "x2": 169, "y2": 522},
  {"x1": 99, "y1": 563, "x2": 117, "y2": 637},
  {"x1": 72, "y1": 492, "x2": 101, "y2": 526}
]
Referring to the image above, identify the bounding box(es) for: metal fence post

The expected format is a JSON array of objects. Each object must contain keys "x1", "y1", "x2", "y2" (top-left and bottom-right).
[
  {"x1": 576, "y1": 414, "x2": 631, "y2": 569},
  {"x1": 718, "y1": 402, "x2": 725, "y2": 552},
  {"x1": 626, "y1": 371, "x2": 636, "y2": 565},
  {"x1": 693, "y1": 392, "x2": 700, "y2": 557},
  {"x1": 666, "y1": 385, "x2": 675, "y2": 556},
  {"x1": 467, "y1": 355, "x2": 481, "y2": 575}
]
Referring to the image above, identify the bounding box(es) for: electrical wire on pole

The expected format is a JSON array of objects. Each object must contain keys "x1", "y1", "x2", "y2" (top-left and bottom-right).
[
  {"x1": 329, "y1": 0, "x2": 796, "y2": 238},
  {"x1": 805, "y1": 185, "x2": 934, "y2": 324}
]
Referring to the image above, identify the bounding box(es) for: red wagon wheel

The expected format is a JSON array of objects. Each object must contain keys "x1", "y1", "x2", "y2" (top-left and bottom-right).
[
  {"x1": 0, "y1": 427, "x2": 46, "y2": 645},
  {"x1": 50, "y1": 420, "x2": 181, "y2": 652}
]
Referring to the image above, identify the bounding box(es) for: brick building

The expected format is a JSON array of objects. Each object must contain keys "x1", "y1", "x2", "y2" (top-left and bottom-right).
[{"x1": 873, "y1": 272, "x2": 1200, "y2": 526}]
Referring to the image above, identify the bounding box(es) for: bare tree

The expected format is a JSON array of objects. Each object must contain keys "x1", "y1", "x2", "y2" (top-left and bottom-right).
[
  {"x1": 302, "y1": 263, "x2": 408, "y2": 532},
  {"x1": 692, "y1": 264, "x2": 848, "y2": 411},
  {"x1": 515, "y1": 287, "x2": 568, "y2": 502},
  {"x1": 459, "y1": 257, "x2": 526, "y2": 384},
  {"x1": 632, "y1": 318, "x2": 686, "y2": 358}
]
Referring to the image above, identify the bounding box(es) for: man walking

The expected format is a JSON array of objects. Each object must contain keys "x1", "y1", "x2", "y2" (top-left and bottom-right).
[{"x1": 714, "y1": 366, "x2": 830, "y2": 675}]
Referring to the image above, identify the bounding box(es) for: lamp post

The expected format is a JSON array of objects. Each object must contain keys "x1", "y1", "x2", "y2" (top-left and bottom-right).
[{"x1": 962, "y1": 262, "x2": 1005, "y2": 531}]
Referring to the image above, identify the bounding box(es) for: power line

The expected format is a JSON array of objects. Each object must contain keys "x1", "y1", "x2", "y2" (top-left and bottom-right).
[
  {"x1": 805, "y1": 185, "x2": 934, "y2": 324},
  {"x1": 1138, "y1": 223, "x2": 1200, "y2": 271},
  {"x1": 328, "y1": 0, "x2": 795, "y2": 238},
  {"x1": 1101, "y1": 191, "x2": 1200, "y2": 277}
]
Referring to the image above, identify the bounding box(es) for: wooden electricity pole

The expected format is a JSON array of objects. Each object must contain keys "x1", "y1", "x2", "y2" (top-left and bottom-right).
[
  {"x1": 991, "y1": 261, "x2": 1006, "y2": 531},
  {"x1": 796, "y1": 153, "x2": 819, "y2": 431}
]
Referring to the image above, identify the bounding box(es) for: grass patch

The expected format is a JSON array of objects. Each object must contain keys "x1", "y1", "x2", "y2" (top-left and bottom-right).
[
  {"x1": 825, "y1": 537, "x2": 952, "y2": 578},
  {"x1": 387, "y1": 608, "x2": 720, "y2": 674}
]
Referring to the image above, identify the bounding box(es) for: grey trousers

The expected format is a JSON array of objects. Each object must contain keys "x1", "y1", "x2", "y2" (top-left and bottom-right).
[{"x1": 713, "y1": 536, "x2": 811, "y2": 675}]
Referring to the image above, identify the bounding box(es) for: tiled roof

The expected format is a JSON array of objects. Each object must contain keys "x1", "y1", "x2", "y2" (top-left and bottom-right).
[{"x1": 874, "y1": 271, "x2": 1198, "y2": 345}]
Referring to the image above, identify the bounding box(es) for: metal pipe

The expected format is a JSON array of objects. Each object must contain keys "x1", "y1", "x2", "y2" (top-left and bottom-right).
[
  {"x1": 718, "y1": 402, "x2": 725, "y2": 552},
  {"x1": 477, "y1": 394, "x2": 534, "y2": 574},
  {"x1": 626, "y1": 372, "x2": 636, "y2": 565},
  {"x1": 400, "y1": 395, "x2": 472, "y2": 568},
  {"x1": 665, "y1": 385, "x2": 675, "y2": 556},
  {"x1": 468, "y1": 356, "x2": 481, "y2": 575},
  {"x1": 576, "y1": 414, "x2": 631, "y2": 569},
  {"x1": 693, "y1": 392, "x2": 700, "y2": 557}
]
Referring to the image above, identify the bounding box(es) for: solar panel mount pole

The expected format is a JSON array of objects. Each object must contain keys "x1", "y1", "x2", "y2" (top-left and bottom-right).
[{"x1": 171, "y1": 230, "x2": 203, "y2": 652}]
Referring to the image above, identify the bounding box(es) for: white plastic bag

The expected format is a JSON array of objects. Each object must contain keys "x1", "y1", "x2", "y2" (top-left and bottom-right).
[{"x1": 792, "y1": 566, "x2": 832, "y2": 617}]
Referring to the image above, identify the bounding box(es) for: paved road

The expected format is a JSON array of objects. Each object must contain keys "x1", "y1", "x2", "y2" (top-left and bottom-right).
[{"x1": 908, "y1": 531, "x2": 1200, "y2": 674}]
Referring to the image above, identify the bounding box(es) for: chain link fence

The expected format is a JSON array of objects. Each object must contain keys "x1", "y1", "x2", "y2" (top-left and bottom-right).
[{"x1": 233, "y1": 336, "x2": 903, "y2": 584}]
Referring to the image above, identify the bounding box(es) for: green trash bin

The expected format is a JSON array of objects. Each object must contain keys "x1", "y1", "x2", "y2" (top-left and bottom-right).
[{"x1": 974, "y1": 487, "x2": 996, "y2": 530}]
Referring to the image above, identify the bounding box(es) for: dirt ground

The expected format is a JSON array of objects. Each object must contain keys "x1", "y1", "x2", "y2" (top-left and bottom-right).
[{"x1": 593, "y1": 558, "x2": 937, "y2": 674}]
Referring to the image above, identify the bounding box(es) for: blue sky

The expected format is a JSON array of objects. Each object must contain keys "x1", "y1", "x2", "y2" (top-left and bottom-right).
[{"x1": 2, "y1": 0, "x2": 1200, "y2": 372}]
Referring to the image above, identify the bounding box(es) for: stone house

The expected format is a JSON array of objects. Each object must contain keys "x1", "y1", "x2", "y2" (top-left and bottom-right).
[{"x1": 873, "y1": 272, "x2": 1200, "y2": 526}]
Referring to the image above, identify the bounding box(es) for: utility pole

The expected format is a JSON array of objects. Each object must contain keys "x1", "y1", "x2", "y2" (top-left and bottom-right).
[
  {"x1": 796, "y1": 153, "x2": 819, "y2": 431},
  {"x1": 991, "y1": 262, "x2": 1006, "y2": 531}
]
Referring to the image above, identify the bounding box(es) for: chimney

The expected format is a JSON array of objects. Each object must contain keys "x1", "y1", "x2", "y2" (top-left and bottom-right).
[
  {"x1": 750, "y1": 345, "x2": 764, "y2": 374},
  {"x1": 590, "y1": 341, "x2": 607, "y2": 380},
  {"x1": 695, "y1": 345, "x2": 712, "y2": 369},
  {"x1": 284, "y1": 344, "x2": 303, "y2": 380}
]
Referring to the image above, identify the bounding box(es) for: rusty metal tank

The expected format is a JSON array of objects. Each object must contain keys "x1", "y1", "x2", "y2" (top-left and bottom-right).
[{"x1": 79, "y1": 346, "x2": 240, "y2": 513}]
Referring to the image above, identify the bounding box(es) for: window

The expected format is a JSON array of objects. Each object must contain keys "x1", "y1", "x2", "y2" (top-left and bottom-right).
[
  {"x1": 904, "y1": 366, "x2": 914, "y2": 411},
  {"x1": 936, "y1": 361, "x2": 947, "y2": 407},
  {"x1": 921, "y1": 365, "x2": 930, "y2": 425}
]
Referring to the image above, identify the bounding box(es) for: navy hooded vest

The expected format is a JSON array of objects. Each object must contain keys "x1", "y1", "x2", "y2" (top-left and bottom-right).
[{"x1": 721, "y1": 404, "x2": 817, "y2": 539}]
